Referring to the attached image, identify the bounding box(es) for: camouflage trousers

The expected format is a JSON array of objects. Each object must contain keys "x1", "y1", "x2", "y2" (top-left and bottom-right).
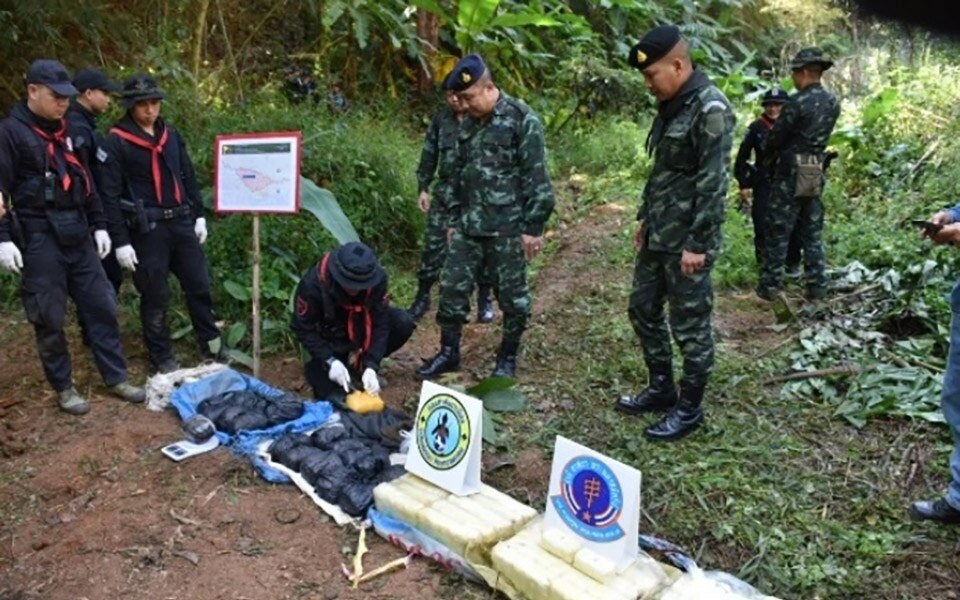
[
  {"x1": 757, "y1": 177, "x2": 827, "y2": 296},
  {"x1": 628, "y1": 248, "x2": 714, "y2": 388},
  {"x1": 416, "y1": 204, "x2": 451, "y2": 282},
  {"x1": 416, "y1": 204, "x2": 494, "y2": 288},
  {"x1": 437, "y1": 232, "x2": 528, "y2": 341}
]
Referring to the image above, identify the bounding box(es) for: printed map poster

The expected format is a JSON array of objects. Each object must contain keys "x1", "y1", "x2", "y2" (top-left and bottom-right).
[
  {"x1": 544, "y1": 436, "x2": 641, "y2": 570},
  {"x1": 214, "y1": 132, "x2": 301, "y2": 213}
]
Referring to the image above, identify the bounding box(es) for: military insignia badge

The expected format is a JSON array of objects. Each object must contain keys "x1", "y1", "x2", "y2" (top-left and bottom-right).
[
  {"x1": 636, "y1": 50, "x2": 647, "y2": 64},
  {"x1": 135, "y1": 78, "x2": 150, "y2": 91},
  {"x1": 96, "y1": 147, "x2": 109, "y2": 163},
  {"x1": 462, "y1": 72, "x2": 472, "y2": 84},
  {"x1": 416, "y1": 393, "x2": 471, "y2": 471},
  {"x1": 550, "y1": 455, "x2": 625, "y2": 542}
]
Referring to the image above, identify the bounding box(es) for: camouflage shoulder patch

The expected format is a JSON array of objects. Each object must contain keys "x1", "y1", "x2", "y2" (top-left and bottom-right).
[
  {"x1": 702, "y1": 100, "x2": 727, "y2": 113},
  {"x1": 703, "y1": 106, "x2": 727, "y2": 137}
]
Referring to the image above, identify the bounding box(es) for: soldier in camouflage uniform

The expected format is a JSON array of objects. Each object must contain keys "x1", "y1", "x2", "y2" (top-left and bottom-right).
[
  {"x1": 734, "y1": 88, "x2": 803, "y2": 273},
  {"x1": 409, "y1": 83, "x2": 495, "y2": 323},
  {"x1": 757, "y1": 48, "x2": 841, "y2": 301},
  {"x1": 614, "y1": 25, "x2": 735, "y2": 441},
  {"x1": 418, "y1": 54, "x2": 555, "y2": 379}
]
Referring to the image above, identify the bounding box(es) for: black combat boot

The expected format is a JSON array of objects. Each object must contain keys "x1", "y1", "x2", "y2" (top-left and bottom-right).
[
  {"x1": 491, "y1": 340, "x2": 519, "y2": 378},
  {"x1": 615, "y1": 369, "x2": 677, "y2": 414},
  {"x1": 477, "y1": 285, "x2": 495, "y2": 323},
  {"x1": 644, "y1": 383, "x2": 705, "y2": 441},
  {"x1": 408, "y1": 279, "x2": 434, "y2": 321},
  {"x1": 418, "y1": 329, "x2": 461, "y2": 379}
]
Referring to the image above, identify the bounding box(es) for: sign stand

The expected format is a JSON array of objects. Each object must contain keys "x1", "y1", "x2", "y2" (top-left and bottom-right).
[
  {"x1": 406, "y1": 381, "x2": 483, "y2": 496},
  {"x1": 214, "y1": 131, "x2": 302, "y2": 378},
  {"x1": 251, "y1": 215, "x2": 261, "y2": 376},
  {"x1": 544, "y1": 436, "x2": 642, "y2": 571}
]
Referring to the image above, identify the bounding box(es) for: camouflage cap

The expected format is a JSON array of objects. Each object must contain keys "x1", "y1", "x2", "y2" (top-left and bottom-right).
[
  {"x1": 789, "y1": 47, "x2": 834, "y2": 71},
  {"x1": 628, "y1": 24, "x2": 681, "y2": 70}
]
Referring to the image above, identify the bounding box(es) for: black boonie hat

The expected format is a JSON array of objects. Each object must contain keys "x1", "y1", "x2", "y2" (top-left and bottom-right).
[
  {"x1": 26, "y1": 59, "x2": 78, "y2": 96},
  {"x1": 328, "y1": 242, "x2": 385, "y2": 291},
  {"x1": 628, "y1": 24, "x2": 681, "y2": 71},
  {"x1": 761, "y1": 88, "x2": 789, "y2": 105},
  {"x1": 789, "y1": 47, "x2": 834, "y2": 71},
  {"x1": 444, "y1": 54, "x2": 486, "y2": 92},
  {"x1": 73, "y1": 68, "x2": 121, "y2": 93},
  {"x1": 120, "y1": 73, "x2": 166, "y2": 109}
]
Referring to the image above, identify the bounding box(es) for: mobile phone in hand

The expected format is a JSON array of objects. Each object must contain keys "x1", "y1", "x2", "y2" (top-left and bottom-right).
[{"x1": 912, "y1": 219, "x2": 944, "y2": 235}]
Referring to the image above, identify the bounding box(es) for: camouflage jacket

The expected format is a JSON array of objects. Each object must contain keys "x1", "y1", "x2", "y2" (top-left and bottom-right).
[
  {"x1": 448, "y1": 92, "x2": 555, "y2": 237},
  {"x1": 764, "y1": 83, "x2": 840, "y2": 179},
  {"x1": 416, "y1": 106, "x2": 461, "y2": 209},
  {"x1": 641, "y1": 70, "x2": 735, "y2": 255}
]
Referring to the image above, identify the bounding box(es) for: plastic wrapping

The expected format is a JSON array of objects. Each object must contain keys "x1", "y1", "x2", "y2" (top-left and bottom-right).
[{"x1": 657, "y1": 566, "x2": 779, "y2": 600}]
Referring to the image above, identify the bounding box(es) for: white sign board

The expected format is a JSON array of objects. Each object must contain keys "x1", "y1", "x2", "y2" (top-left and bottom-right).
[
  {"x1": 214, "y1": 132, "x2": 301, "y2": 213},
  {"x1": 545, "y1": 436, "x2": 641, "y2": 570},
  {"x1": 406, "y1": 381, "x2": 482, "y2": 496}
]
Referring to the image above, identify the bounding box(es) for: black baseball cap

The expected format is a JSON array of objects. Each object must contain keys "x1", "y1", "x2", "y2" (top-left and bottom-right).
[
  {"x1": 73, "y1": 68, "x2": 121, "y2": 93},
  {"x1": 25, "y1": 59, "x2": 78, "y2": 96}
]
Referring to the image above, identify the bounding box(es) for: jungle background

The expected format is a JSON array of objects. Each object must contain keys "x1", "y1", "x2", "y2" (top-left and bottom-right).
[{"x1": 1, "y1": 1, "x2": 960, "y2": 599}]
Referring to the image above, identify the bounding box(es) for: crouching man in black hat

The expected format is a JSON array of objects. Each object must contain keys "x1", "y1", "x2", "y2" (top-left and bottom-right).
[
  {"x1": 291, "y1": 242, "x2": 415, "y2": 400},
  {"x1": 99, "y1": 73, "x2": 226, "y2": 373}
]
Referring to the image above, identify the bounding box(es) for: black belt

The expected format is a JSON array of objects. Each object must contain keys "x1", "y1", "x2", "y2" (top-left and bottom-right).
[
  {"x1": 21, "y1": 219, "x2": 52, "y2": 233},
  {"x1": 145, "y1": 206, "x2": 194, "y2": 221}
]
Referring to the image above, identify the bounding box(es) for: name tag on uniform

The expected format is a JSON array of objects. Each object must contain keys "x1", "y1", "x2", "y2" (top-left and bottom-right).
[{"x1": 97, "y1": 147, "x2": 109, "y2": 163}]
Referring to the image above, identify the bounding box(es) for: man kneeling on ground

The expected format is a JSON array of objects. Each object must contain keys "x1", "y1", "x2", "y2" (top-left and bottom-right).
[{"x1": 291, "y1": 242, "x2": 415, "y2": 400}]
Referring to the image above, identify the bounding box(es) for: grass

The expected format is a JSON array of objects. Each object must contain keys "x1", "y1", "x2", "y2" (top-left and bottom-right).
[{"x1": 480, "y1": 206, "x2": 959, "y2": 599}]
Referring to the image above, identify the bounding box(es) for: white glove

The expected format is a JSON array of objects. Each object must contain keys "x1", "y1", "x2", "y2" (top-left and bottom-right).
[
  {"x1": 194, "y1": 217, "x2": 208, "y2": 245},
  {"x1": 327, "y1": 359, "x2": 351, "y2": 392},
  {"x1": 362, "y1": 368, "x2": 381, "y2": 395},
  {"x1": 116, "y1": 244, "x2": 138, "y2": 272},
  {"x1": 0, "y1": 241, "x2": 23, "y2": 274},
  {"x1": 94, "y1": 229, "x2": 111, "y2": 259}
]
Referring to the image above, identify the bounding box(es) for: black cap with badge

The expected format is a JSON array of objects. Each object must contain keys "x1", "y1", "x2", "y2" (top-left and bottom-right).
[
  {"x1": 628, "y1": 24, "x2": 682, "y2": 71},
  {"x1": 328, "y1": 242, "x2": 386, "y2": 291},
  {"x1": 73, "y1": 68, "x2": 121, "y2": 93},
  {"x1": 25, "y1": 59, "x2": 78, "y2": 96},
  {"x1": 120, "y1": 73, "x2": 166, "y2": 109},
  {"x1": 444, "y1": 54, "x2": 487, "y2": 92}
]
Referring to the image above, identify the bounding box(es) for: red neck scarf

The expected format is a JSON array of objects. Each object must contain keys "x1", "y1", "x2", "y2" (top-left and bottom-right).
[
  {"x1": 110, "y1": 126, "x2": 182, "y2": 205},
  {"x1": 29, "y1": 121, "x2": 92, "y2": 196}
]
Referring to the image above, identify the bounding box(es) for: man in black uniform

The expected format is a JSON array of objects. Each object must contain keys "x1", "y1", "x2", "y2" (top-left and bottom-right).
[
  {"x1": 291, "y1": 242, "x2": 415, "y2": 400},
  {"x1": 0, "y1": 59, "x2": 144, "y2": 414},
  {"x1": 67, "y1": 68, "x2": 123, "y2": 293},
  {"x1": 99, "y1": 73, "x2": 224, "y2": 373},
  {"x1": 733, "y1": 88, "x2": 802, "y2": 275}
]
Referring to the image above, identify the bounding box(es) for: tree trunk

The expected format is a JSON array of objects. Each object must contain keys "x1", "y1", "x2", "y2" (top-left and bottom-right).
[
  {"x1": 416, "y1": 8, "x2": 439, "y2": 93},
  {"x1": 192, "y1": 0, "x2": 212, "y2": 89}
]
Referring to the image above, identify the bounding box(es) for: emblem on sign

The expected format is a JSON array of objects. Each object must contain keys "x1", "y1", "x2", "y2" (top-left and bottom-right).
[
  {"x1": 551, "y1": 455, "x2": 625, "y2": 542},
  {"x1": 416, "y1": 393, "x2": 471, "y2": 471}
]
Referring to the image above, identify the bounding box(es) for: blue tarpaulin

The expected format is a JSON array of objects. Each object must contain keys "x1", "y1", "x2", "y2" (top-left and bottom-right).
[{"x1": 170, "y1": 369, "x2": 335, "y2": 482}]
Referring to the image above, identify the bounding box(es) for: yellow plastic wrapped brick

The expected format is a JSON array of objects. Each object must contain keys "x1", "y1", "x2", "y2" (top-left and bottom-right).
[
  {"x1": 491, "y1": 518, "x2": 678, "y2": 600},
  {"x1": 345, "y1": 390, "x2": 384, "y2": 414},
  {"x1": 372, "y1": 473, "x2": 538, "y2": 587}
]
